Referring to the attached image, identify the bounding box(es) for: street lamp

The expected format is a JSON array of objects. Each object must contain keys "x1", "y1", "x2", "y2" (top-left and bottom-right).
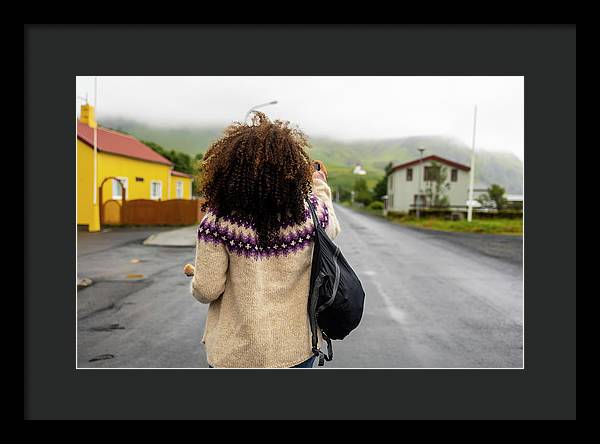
[
  {"x1": 244, "y1": 101, "x2": 278, "y2": 124},
  {"x1": 467, "y1": 105, "x2": 478, "y2": 222},
  {"x1": 417, "y1": 147, "x2": 425, "y2": 219}
]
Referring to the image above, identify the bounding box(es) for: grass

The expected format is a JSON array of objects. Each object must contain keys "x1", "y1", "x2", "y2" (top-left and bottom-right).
[
  {"x1": 326, "y1": 164, "x2": 383, "y2": 192},
  {"x1": 339, "y1": 203, "x2": 523, "y2": 235},
  {"x1": 339, "y1": 201, "x2": 386, "y2": 218},
  {"x1": 388, "y1": 215, "x2": 523, "y2": 235}
]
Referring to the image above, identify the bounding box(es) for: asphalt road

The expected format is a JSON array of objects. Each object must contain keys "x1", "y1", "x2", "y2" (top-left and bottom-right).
[{"x1": 77, "y1": 205, "x2": 523, "y2": 369}]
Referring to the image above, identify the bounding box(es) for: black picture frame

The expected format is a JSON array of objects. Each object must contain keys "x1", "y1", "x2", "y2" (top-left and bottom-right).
[{"x1": 24, "y1": 24, "x2": 576, "y2": 420}]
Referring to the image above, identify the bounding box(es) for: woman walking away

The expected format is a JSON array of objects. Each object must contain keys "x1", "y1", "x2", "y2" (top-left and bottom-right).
[{"x1": 188, "y1": 112, "x2": 340, "y2": 368}]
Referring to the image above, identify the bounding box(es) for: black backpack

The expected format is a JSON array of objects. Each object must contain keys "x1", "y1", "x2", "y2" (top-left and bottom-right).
[{"x1": 307, "y1": 199, "x2": 366, "y2": 366}]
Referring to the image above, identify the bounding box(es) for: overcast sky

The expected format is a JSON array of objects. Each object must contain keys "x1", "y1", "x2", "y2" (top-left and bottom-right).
[{"x1": 76, "y1": 76, "x2": 524, "y2": 159}]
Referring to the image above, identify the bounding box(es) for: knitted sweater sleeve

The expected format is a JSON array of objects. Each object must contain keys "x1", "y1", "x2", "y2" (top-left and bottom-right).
[
  {"x1": 191, "y1": 219, "x2": 229, "y2": 304},
  {"x1": 312, "y1": 177, "x2": 341, "y2": 240}
]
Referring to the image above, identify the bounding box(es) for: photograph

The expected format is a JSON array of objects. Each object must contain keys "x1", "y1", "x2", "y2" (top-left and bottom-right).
[{"x1": 75, "y1": 75, "x2": 524, "y2": 369}]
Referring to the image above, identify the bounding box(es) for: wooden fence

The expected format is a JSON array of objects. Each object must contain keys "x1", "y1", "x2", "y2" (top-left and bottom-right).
[{"x1": 102, "y1": 198, "x2": 205, "y2": 226}]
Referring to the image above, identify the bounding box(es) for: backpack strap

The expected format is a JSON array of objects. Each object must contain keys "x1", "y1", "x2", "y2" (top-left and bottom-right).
[{"x1": 307, "y1": 198, "x2": 334, "y2": 367}]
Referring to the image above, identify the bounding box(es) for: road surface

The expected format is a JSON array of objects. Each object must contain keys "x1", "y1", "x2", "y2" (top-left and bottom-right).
[{"x1": 77, "y1": 205, "x2": 523, "y2": 368}]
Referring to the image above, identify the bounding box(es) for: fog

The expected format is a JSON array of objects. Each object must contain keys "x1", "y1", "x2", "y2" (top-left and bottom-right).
[{"x1": 76, "y1": 76, "x2": 524, "y2": 160}]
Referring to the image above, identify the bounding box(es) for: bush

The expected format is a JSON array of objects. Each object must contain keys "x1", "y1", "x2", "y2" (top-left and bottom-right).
[
  {"x1": 408, "y1": 208, "x2": 453, "y2": 219},
  {"x1": 368, "y1": 201, "x2": 384, "y2": 210},
  {"x1": 387, "y1": 210, "x2": 408, "y2": 220},
  {"x1": 476, "y1": 209, "x2": 523, "y2": 219},
  {"x1": 354, "y1": 190, "x2": 374, "y2": 206}
]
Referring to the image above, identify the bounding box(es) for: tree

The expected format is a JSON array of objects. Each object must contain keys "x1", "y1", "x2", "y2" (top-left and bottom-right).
[
  {"x1": 424, "y1": 161, "x2": 449, "y2": 207},
  {"x1": 335, "y1": 186, "x2": 353, "y2": 203},
  {"x1": 478, "y1": 184, "x2": 508, "y2": 210},
  {"x1": 192, "y1": 152, "x2": 205, "y2": 197},
  {"x1": 353, "y1": 177, "x2": 374, "y2": 206},
  {"x1": 353, "y1": 177, "x2": 368, "y2": 193},
  {"x1": 141, "y1": 140, "x2": 195, "y2": 175},
  {"x1": 373, "y1": 161, "x2": 393, "y2": 199}
]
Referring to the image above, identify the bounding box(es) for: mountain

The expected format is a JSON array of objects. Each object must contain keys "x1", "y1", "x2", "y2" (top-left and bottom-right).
[
  {"x1": 102, "y1": 118, "x2": 523, "y2": 193},
  {"x1": 102, "y1": 118, "x2": 222, "y2": 155},
  {"x1": 310, "y1": 135, "x2": 523, "y2": 193}
]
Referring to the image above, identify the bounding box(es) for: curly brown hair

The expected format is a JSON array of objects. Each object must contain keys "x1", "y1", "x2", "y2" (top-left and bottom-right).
[{"x1": 198, "y1": 112, "x2": 313, "y2": 246}]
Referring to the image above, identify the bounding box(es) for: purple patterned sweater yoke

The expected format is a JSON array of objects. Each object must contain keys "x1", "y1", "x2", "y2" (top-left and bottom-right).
[{"x1": 197, "y1": 195, "x2": 329, "y2": 259}]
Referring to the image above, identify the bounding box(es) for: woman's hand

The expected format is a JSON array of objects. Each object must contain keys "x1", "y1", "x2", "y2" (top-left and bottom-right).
[
  {"x1": 313, "y1": 160, "x2": 328, "y2": 181},
  {"x1": 183, "y1": 263, "x2": 195, "y2": 277},
  {"x1": 313, "y1": 170, "x2": 327, "y2": 182}
]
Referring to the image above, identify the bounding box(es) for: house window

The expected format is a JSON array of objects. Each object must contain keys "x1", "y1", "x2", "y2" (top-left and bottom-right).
[
  {"x1": 190, "y1": 182, "x2": 194, "y2": 198},
  {"x1": 112, "y1": 177, "x2": 128, "y2": 200},
  {"x1": 176, "y1": 180, "x2": 183, "y2": 199},
  {"x1": 150, "y1": 180, "x2": 162, "y2": 200},
  {"x1": 406, "y1": 168, "x2": 413, "y2": 181},
  {"x1": 451, "y1": 168, "x2": 458, "y2": 182},
  {"x1": 414, "y1": 194, "x2": 427, "y2": 207},
  {"x1": 424, "y1": 166, "x2": 440, "y2": 182}
]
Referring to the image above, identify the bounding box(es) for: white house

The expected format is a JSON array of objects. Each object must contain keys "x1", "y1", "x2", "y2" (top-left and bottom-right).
[
  {"x1": 353, "y1": 163, "x2": 367, "y2": 175},
  {"x1": 471, "y1": 187, "x2": 524, "y2": 208},
  {"x1": 386, "y1": 155, "x2": 471, "y2": 213}
]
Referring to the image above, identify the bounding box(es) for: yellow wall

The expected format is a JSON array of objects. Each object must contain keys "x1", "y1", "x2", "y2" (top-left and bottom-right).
[
  {"x1": 169, "y1": 176, "x2": 193, "y2": 199},
  {"x1": 80, "y1": 104, "x2": 96, "y2": 128},
  {"x1": 77, "y1": 139, "x2": 193, "y2": 226},
  {"x1": 77, "y1": 139, "x2": 95, "y2": 225},
  {"x1": 97, "y1": 151, "x2": 172, "y2": 203}
]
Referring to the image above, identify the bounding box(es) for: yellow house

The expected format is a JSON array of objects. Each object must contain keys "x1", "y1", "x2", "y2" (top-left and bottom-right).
[
  {"x1": 170, "y1": 170, "x2": 195, "y2": 199},
  {"x1": 77, "y1": 103, "x2": 194, "y2": 230}
]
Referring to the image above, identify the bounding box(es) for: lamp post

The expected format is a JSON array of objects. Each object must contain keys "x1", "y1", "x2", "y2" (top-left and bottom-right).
[
  {"x1": 467, "y1": 105, "x2": 478, "y2": 222},
  {"x1": 417, "y1": 147, "x2": 425, "y2": 219},
  {"x1": 244, "y1": 101, "x2": 278, "y2": 123}
]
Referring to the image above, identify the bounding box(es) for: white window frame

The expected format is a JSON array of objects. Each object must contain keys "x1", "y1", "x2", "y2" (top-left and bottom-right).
[
  {"x1": 112, "y1": 176, "x2": 128, "y2": 200},
  {"x1": 175, "y1": 180, "x2": 184, "y2": 199},
  {"x1": 150, "y1": 180, "x2": 163, "y2": 200}
]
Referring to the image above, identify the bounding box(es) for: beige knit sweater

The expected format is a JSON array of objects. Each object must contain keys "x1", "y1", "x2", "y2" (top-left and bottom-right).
[{"x1": 190, "y1": 178, "x2": 340, "y2": 368}]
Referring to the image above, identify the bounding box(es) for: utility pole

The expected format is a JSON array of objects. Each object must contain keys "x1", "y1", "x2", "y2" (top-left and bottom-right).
[
  {"x1": 467, "y1": 105, "x2": 478, "y2": 222},
  {"x1": 93, "y1": 77, "x2": 98, "y2": 206},
  {"x1": 417, "y1": 147, "x2": 425, "y2": 219},
  {"x1": 88, "y1": 76, "x2": 101, "y2": 232}
]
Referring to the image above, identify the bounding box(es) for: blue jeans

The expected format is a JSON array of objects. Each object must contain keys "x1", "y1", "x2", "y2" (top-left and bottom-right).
[
  {"x1": 292, "y1": 356, "x2": 316, "y2": 368},
  {"x1": 208, "y1": 356, "x2": 316, "y2": 368}
]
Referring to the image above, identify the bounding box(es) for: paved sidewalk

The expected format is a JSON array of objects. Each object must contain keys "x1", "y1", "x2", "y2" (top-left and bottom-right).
[
  {"x1": 143, "y1": 225, "x2": 197, "y2": 247},
  {"x1": 78, "y1": 226, "x2": 174, "y2": 256}
]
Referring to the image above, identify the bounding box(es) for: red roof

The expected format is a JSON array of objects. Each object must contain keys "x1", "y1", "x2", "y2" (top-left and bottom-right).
[
  {"x1": 77, "y1": 121, "x2": 173, "y2": 166},
  {"x1": 171, "y1": 170, "x2": 194, "y2": 178},
  {"x1": 390, "y1": 155, "x2": 470, "y2": 173}
]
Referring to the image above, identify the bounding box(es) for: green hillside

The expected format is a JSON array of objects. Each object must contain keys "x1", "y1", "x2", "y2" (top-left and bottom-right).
[
  {"x1": 102, "y1": 118, "x2": 222, "y2": 156},
  {"x1": 310, "y1": 135, "x2": 523, "y2": 193},
  {"x1": 102, "y1": 118, "x2": 523, "y2": 193}
]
